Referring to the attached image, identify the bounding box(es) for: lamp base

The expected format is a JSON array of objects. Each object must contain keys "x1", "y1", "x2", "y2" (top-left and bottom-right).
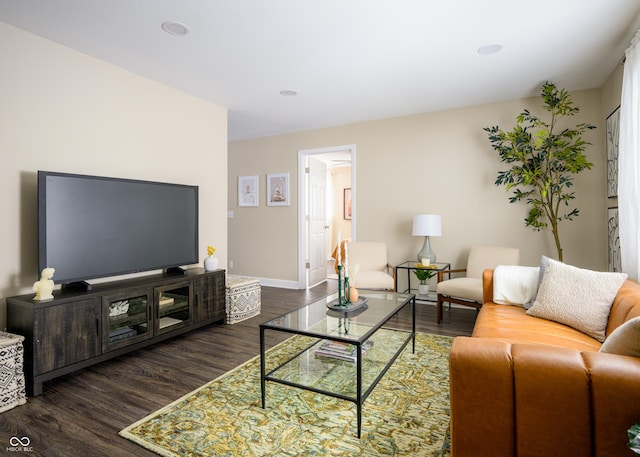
[{"x1": 417, "y1": 236, "x2": 436, "y2": 263}]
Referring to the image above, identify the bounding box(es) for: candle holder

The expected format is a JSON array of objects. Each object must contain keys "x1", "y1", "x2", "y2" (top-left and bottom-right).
[
  {"x1": 344, "y1": 276, "x2": 351, "y2": 304},
  {"x1": 335, "y1": 265, "x2": 351, "y2": 307}
]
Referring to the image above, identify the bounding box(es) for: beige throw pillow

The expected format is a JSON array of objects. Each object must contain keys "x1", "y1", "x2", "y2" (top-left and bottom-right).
[
  {"x1": 600, "y1": 316, "x2": 640, "y2": 357},
  {"x1": 526, "y1": 258, "x2": 627, "y2": 342}
]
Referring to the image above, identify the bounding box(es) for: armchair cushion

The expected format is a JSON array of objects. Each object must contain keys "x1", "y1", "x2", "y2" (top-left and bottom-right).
[
  {"x1": 527, "y1": 258, "x2": 627, "y2": 342},
  {"x1": 347, "y1": 242, "x2": 394, "y2": 290},
  {"x1": 348, "y1": 242, "x2": 388, "y2": 272},
  {"x1": 436, "y1": 277, "x2": 482, "y2": 302},
  {"x1": 355, "y1": 270, "x2": 395, "y2": 290}
]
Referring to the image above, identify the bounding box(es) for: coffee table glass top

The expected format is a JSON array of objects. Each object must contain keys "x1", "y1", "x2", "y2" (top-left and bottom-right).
[
  {"x1": 261, "y1": 291, "x2": 414, "y2": 342},
  {"x1": 260, "y1": 291, "x2": 415, "y2": 437}
]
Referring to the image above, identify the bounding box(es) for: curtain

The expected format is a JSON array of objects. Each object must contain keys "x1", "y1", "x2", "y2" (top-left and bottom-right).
[{"x1": 619, "y1": 29, "x2": 640, "y2": 280}]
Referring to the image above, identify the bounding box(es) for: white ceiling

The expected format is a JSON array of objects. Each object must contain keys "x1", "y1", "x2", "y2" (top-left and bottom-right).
[{"x1": 2, "y1": 0, "x2": 640, "y2": 141}]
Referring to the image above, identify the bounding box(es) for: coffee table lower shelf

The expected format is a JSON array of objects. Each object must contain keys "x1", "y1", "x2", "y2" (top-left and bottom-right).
[{"x1": 259, "y1": 292, "x2": 416, "y2": 438}]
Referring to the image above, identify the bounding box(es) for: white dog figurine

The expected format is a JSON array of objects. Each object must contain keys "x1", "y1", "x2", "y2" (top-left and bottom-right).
[{"x1": 33, "y1": 267, "x2": 55, "y2": 301}]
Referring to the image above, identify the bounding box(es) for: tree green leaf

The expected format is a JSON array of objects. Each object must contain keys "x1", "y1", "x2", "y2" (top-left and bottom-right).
[{"x1": 484, "y1": 82, "x2": 594, "y2": 262}]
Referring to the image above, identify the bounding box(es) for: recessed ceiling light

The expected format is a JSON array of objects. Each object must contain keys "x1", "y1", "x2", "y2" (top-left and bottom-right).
[
  {"x1": 280, "y1": 89, "x2": 298, "y2": 96},
  {"x1": 478, "y1": 44, "x2": 503, "y2": 55},
  {"x1": 162, "y1": 21, "x2": 191, "y2": 36}
]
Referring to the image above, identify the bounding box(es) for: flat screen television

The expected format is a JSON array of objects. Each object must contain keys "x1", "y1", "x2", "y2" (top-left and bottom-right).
[{"x1": 38, "y1": 171, "x2": 199, "y2": 290}]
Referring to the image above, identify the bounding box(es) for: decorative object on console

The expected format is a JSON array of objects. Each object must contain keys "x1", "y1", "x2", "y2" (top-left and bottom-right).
[
  {"x1": 412, "y1": 214, "x2": 441, "y2": 263},
  {"x1": 204, "y1": 245, "x2": 219, "y2": 271},
  {"x1": 108, "y1": 300, "x2": 129, "y2": 317},
  {"x1": 484, "y1": 81, "x2": 595, "y2": 262},
  {"x1": 33, "y1": 267, "x2": 55, "y2": 301}
]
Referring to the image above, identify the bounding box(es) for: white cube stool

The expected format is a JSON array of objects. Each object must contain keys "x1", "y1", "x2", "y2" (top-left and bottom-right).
[
  {"x1": 225, "y1": 276, "x2": 261, "y2": 324},
  {"x1": 0, "y1": 331, "x2": 26, "y2": 411}
]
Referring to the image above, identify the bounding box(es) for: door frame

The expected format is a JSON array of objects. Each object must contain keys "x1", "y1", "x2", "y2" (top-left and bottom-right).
[{"x1": 297, "y1": 144, "x2": 356, "y2": 289}]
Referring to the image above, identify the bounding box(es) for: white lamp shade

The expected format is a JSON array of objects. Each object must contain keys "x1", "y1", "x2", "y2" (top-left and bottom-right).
[{"x1": 412, "y1": 214, "x2": 442, "y2": 237}]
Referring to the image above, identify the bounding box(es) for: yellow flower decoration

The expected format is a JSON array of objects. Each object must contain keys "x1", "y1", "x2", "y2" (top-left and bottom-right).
[{"x1": 207, "y1": 245, "x2": 216, "y2": 256}]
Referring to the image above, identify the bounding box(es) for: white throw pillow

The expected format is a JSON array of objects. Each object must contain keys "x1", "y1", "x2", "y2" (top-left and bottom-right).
[
  {"x1": 600, "y1": 316, "x2": 640, "y2": 357},
  {"x1": 493, "y1": 265, "x2": 540, "y2": 307},
  {"x1": 526, "y1": 258, "x2": 627, "y2": 342}
]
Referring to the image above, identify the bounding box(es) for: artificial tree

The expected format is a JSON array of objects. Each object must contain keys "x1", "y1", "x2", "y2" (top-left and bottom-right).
[{"x1": 484, "y1": 82, "x2": 595, "y2": 261}]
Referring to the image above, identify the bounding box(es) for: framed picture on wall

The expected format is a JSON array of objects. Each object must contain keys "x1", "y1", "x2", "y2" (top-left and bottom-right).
[
  {"x1": 606, "y1": 106, "x2": 620, "y2": 198},
  {"x1": 238, "y1": 175, "x2": 259, "y2": 207},
  {"x1": 344, "y1": 188, "x2": 352, "y2": 220},
  {"x1": 267, "y1": 173, "x2": 290, "y2": 206},
  {"x1": 608, "y1": 206, "x2": 621, "y2": 272}
]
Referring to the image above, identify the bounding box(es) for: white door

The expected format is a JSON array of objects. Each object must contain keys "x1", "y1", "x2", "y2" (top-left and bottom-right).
[{"x1": 308, "y1": 156, "x2": 328, "y2": 286}]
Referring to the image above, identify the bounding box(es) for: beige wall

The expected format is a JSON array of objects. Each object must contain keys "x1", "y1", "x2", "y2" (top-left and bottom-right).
[
  {"x1": 0, "y1": 23, "x2": 228, "y2": 329},
  {"x1": 229, "y1": 88, "x2": 607, "y2": 287}
]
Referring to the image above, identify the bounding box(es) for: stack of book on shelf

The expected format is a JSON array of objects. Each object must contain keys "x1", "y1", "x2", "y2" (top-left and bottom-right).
[
  {"x1": 159, "y1": 295, "x2": 175, "y2": 308},
  {"x1": 314, "y1": 340, "x2": 374, "y2": 363},
  {"x1": 109, "y1": 326, "x2": 137, "y2": 343}
]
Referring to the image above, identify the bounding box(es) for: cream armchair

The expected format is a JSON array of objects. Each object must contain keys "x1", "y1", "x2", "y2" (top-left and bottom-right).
[
  {"x1": 346, "y1": 242, "x2": 395, "y2": 290},
  {"x1": 436, "y1": 245, "x2": 520, "y2": 323}
]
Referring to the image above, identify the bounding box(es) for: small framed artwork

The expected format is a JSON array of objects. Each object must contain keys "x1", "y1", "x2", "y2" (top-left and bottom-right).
[
  {"x1": 267, "y1": 173, "x2": 290, "y2": 206},
  {"x1": 608, "y1": 206, "x2": 621, "y2": 272},
  {"x1": 606, "y1": 106, "x2": 620, "y2": 198},
  {"x1": 343, "y1": 188, "x2": 352, "y2": 220},
  {"x1": 238, "y1": 175, "x2": 259, "y2": 207}
]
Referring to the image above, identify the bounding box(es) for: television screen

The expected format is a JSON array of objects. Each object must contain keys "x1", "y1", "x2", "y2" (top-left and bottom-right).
[{"x1": 38, "y1": 171, "x2": 199, "y2": 286}]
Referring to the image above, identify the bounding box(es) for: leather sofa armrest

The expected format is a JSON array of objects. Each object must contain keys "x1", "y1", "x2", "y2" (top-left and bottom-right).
[
  {"x1": 483, "y1": 268, "x2": 494, "y2": 304},
  {"x1": 450, "y1": 337, "x2": 516, "y2": 457},
  {"x1": 583, "y1": 351, "x2": 640, "y2": 456}
]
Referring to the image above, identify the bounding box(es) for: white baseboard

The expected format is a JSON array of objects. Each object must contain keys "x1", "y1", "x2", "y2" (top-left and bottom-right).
[{"x1": 256, "y1": 277, "x2": 300, "y2": 289}]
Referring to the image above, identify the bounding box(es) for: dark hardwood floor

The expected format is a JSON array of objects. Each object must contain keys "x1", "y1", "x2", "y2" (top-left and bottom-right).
[{"x1": 0, "y1": 282, "x2": 476, "y2": 456}]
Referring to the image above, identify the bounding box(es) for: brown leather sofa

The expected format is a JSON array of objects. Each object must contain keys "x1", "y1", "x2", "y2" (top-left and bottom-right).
[{"x1": 449, "y1": 269, "x2": 640, "y2": 457}]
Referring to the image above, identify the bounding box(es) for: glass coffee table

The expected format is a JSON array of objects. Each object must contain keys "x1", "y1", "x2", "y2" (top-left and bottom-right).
[{"x1": 259, "y1": 291, "x2": 415, "y2": 438}]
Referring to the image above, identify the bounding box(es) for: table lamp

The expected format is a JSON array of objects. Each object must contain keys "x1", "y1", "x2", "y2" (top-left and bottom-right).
[{"x1": 412, "y1": 214, "x2": 442, "y2": 263}]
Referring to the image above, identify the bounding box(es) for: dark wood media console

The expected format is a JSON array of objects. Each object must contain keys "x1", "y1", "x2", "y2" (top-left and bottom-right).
[{"x1": 7, "y1": 268, "x2": 225, "y2": 396}]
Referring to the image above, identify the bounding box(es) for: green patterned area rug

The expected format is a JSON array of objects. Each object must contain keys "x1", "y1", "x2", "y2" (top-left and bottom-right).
[{"x1": 120, "y1": 333, "x2": 453, "y2": 456}]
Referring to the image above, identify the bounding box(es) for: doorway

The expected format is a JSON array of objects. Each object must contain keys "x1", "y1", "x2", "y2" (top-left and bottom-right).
[{"x1": 297, "y1": 145, "x2": 356, "y2": 289}]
